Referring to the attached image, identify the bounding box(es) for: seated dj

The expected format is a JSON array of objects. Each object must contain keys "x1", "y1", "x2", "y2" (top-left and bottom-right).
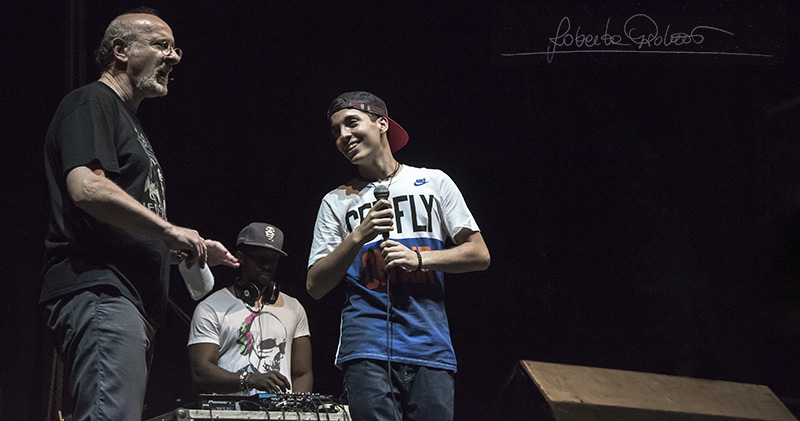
[{"x1": 188, "y1": 222, "x2": 313, "y2": 394}]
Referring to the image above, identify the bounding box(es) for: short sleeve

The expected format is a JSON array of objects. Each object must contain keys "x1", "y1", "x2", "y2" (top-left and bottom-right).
[{"x1": 188, "y1": 301, "x2": 221, "y2": 346}]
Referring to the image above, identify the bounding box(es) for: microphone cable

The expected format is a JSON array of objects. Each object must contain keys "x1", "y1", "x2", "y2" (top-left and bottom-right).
[
  {"x1": 374, "y1": 182, "x2": 400, "y2": 421},
  {"x1": 385, "y1": 267, "x2": 399, "y2": 421}
]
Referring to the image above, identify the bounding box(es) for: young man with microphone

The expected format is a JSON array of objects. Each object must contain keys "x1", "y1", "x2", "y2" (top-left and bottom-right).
[{"x1": 307, "y1": 91, "x2": 490, "y2": 420}]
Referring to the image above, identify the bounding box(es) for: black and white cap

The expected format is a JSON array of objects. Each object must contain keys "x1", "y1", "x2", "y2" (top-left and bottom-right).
[{"x1": 236, "y1": 222, "x2": 287, "y2": 256}]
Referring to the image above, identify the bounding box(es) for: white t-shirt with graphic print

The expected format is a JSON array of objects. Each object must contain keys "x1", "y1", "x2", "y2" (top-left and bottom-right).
[{"x1": 188, "y1": 287, "x2": 309, "y2": 393}]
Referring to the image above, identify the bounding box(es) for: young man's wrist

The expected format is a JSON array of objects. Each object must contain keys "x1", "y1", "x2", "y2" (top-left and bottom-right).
[{"x1": 349, "y1": 226, "x2": 370, "y2": 246}]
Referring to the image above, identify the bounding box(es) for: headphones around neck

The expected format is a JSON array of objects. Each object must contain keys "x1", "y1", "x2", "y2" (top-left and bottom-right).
[{"x1": 234, "y1": 279, "x2": 279, "y2": 307}]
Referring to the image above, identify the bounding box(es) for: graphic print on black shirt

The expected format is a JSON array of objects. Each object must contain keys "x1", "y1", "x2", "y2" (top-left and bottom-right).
[{"x1": 134, "y1": 127, "x2": 166, "y2": 220}]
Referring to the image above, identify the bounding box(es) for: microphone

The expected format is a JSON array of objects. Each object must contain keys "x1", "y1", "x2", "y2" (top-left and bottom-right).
[
  {"x1": 374, "y1": 184, "x2": 410, "y2": 309},
  {"x1": 373, "y1": 184, "x2": 390, "y2": 240}
]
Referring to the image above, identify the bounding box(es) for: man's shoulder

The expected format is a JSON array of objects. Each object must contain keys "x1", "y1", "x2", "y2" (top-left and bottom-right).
[
  {"x1": 65, "y1": 81, "x2": 115, "y2": 101},
  {"x1": 55, "y1": 81, "x2": 119, "y2": 115},
  {"x1": 274, "y1": 293, "x2": 309, "y2": 321},
  {"x1": 403, "y1": 165, "x2": 446, "y2": 177},
  {"x1": 320, "y1": 179, "x2": 368, "y2": 202},
  {"x1": 401, "y1": 165, "x2": 452, "y2": 186},
  {"x1": 278, "y1": 292, "x2": 305, "y2": 309},
  {"x1": 197, "y1": 287, "x2": 236, "y2": 309}
]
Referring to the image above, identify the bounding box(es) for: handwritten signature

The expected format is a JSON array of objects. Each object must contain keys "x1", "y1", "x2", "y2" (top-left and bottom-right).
[{"x1": 542, "y1": 14, "x2": 735, "y2": 63}]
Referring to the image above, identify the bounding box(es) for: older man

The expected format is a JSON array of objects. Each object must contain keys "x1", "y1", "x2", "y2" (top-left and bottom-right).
[{"x1": 41, "y1": 7, "x2": 236, "y2": 420}]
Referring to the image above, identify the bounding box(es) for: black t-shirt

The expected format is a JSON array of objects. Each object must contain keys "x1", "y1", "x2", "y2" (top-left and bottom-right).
[{"x1": 41, "y1": 81, "x2": 170, "y2": 326}]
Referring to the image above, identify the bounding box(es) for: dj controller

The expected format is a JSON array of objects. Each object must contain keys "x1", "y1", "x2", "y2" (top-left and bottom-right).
[{"x1": 147, "y1": 393, "x2": 350, "y2": 420}]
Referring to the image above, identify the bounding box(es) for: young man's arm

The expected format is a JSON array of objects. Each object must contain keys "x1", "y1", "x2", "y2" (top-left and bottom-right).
[
  {"x1": 381, "y1": 228, "x2": 490, "y2": 273},
  {"x1": 289, "y1": 336, "x2": 313, "y2": 393},
  {"x1": 188, "y1": 343, "x2": 293, "y2": 393},
  {"x1": 306, "y1": 199, "x2": 394, "y2": 299},
  {"x1": 66, "y1": 162, "x2": 208, "y2": 267},
  {"x1": 187, "y1": 343, "x2": 246, "y2": 394}
]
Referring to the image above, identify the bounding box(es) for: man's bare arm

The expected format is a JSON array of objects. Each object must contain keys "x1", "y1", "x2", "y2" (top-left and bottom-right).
[{"x1": 66, "y1": 162, "x2": 207, "y2": 267}]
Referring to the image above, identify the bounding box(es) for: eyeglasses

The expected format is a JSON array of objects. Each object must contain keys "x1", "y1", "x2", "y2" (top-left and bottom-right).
[{"x1": 132, "y1": 39, "x2": 182, "y2": 59}]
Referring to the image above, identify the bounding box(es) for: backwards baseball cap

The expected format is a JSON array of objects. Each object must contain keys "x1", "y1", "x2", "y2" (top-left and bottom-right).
[
  {"x1": 327, "y1": 91, "x2": 409, "y2": 153},
  {"x1": 236, "y1": 222, "x2": 287, "y2": 256}
]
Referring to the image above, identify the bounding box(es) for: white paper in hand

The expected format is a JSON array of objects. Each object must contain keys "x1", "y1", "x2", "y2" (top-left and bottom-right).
[{"x1": 179, "y1": 260, "x2": 215, "y2": 300}]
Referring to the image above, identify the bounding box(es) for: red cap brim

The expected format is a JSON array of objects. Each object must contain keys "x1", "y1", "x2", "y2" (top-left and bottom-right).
[{"x1": 387, "y1": 117, "x2": 409, "y2": 153}]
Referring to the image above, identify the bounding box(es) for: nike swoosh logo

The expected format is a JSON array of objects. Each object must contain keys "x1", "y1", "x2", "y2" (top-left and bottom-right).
[{"x1": 414, "y1": 179, "x2": 429, "y2": 186}]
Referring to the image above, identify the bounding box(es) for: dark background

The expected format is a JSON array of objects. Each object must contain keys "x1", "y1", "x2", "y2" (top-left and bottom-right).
[{"x1": 2, "y1": 1, "x2": 799, "y2": 419}]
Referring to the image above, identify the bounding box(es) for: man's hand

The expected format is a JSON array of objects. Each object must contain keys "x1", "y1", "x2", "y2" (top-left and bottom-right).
[
  {"x1": 354, "y1": 199, "x2": 394, "y2": 243},
  {"x1": 381, "y1": 240, "x2": 419, "y2": 271},
  {"x1": 205, "y1": 239, "x2": 239, "y2": 268},
  {"x1": 307, "y1": 199, "x2": 394, "y2": 300},
  {"x1": 165, "y1": 225, "x2": 207, "y2": 268},
  {"x1": 249, "y1": 370, "x2": 291, "y2": 393}
]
